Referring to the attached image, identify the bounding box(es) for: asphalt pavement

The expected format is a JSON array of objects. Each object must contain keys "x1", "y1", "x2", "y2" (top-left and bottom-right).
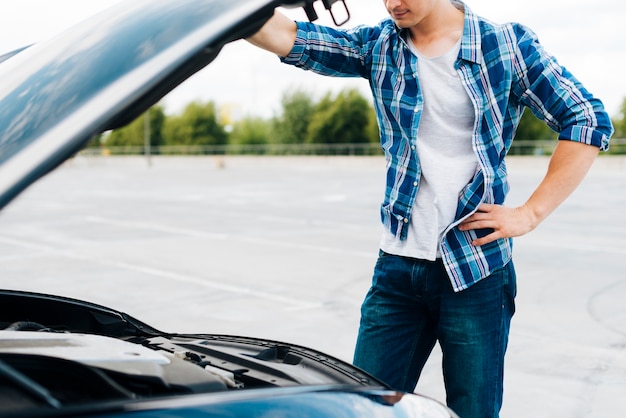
[{"x1": 0, "y1": 154, "x2": 624, "y2": 417}]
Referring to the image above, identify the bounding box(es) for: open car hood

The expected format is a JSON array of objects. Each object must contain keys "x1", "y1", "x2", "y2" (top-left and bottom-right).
[
  {"x1": 0, "y1": 0, "x2": 346, "y2": 211},
  {"x1": 0, "y1": 289, "x2": 456, "y2": 418},
  {"x1": 0, "y1": 289, "x2": 380, "y2": 390}
]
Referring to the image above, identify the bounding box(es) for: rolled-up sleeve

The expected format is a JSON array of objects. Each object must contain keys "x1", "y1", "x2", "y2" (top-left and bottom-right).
[
  {"x1": 513, "y1": 24, "x2": 614, "y2": 151},
  {"x1": 280, "y1": 21, "x2": 375, "y2": 79}
]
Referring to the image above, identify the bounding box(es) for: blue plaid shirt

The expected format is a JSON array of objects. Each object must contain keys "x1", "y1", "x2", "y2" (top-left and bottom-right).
[{"x1": 282, "y1": 2, "x2": 614, "y2": 291}]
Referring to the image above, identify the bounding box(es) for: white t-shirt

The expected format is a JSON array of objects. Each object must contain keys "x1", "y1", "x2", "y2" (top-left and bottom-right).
[{"x1": 380, "y1": 37, "x2": 477, "y2": 260}]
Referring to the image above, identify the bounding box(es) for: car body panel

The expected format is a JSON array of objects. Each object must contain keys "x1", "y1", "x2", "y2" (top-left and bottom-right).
[{"x1": 92, "y1": 387, "x2": 454, "y2": 418}]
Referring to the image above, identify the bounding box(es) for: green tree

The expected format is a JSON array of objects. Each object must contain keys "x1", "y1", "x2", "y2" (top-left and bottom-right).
[
  {"x1": 229, "y1": 117, "x2": 272, "y2": 152},
  {"x1": 273, "y1": 89, "x2": 315, "y2": 144},
  {"x1": 365, "y1": 103, "x2": 380, "y2": 144},
  {"x1": 510, "y1": 108, "x2": 558, "y2": 155},
  {"x1": 163, "y1": 101, "x2": 227, "y2": 146},
  {"x1": 514, "y1": 108, "x2": 558, "y2": 141},
  {"x1": 612, "y1": 97, "x2": 626, "y2": 138},
  {"x1": 106, "y1": 106, "x2": 165, "y2": 148},
  {"x1": 306, "y1": 88, "x2": 372, "y2": 144},
  {"x1": 87, "y1": 133, "x2": 103, "y2": 148}
]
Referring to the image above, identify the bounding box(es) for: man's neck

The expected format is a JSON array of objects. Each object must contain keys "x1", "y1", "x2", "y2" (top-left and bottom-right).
[{"x1": 409, "y1": 2, "x2": 464, "y2": 58}]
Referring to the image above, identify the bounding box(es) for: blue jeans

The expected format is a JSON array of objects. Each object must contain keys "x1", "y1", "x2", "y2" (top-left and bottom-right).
[{"x1": 353, "y1": 251, "x2": 516, "y2": 418}]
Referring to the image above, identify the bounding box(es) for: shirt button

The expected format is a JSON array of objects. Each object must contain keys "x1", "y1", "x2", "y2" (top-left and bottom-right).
[
  {"x1": 404, "y1": 218, "x2": 409, "y2": 224},
  {"x1": 413, "y1": 181, "x2": 418, "y2": 187}
]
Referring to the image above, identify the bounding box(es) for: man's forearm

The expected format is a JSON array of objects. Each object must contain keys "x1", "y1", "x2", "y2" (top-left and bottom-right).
[
  {"x1": 459, "y1": 140, "x2": 600, "y2": 246},
  {"x1": 524, "y1": 140, "x2": 600, "y2": 225},
  {"x1": 246, "y1": 11, "x2": 297, "y2": 58}
]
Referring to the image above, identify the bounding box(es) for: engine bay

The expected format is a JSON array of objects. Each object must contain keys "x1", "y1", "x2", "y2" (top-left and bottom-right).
[{"x1": 0, "y1": 291, "x2": 380, "y2": 414}]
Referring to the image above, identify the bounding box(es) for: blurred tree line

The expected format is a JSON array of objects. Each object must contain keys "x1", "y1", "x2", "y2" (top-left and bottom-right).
[
  {"x1": 612, "y1": 97, "x2": 626, "y2": 139},
  {"x1": 91, "y1": 89, "x2": 625, "y2": 155}
]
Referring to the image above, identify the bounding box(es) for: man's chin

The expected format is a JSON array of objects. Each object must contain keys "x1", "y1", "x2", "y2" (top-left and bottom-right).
[
  {"x1": 392, "y1": 20, "x2": 413, "y2": 29},
  {"x1": 389, "y1": 15, "x2": 415, "y2": 29}
]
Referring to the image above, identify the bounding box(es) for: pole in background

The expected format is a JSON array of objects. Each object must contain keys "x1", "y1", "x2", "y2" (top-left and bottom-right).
[{"x1": 144, "y1": 108, "x2": 151, "y2": 167}]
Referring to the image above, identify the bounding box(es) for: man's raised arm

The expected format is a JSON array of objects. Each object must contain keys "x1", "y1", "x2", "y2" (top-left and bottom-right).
[{"x1": 246, "y1": 11, "x2": 298, "y2": 58}]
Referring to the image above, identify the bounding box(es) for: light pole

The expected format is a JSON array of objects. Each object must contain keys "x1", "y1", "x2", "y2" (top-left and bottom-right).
[{"x1": 144, "y1": 108, "x2": 151, "y2": 166}]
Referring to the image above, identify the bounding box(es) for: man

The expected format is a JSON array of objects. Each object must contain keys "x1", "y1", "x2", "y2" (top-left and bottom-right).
[{"x1": 247, "y1": 1, "x2": 614, "y2": 417}]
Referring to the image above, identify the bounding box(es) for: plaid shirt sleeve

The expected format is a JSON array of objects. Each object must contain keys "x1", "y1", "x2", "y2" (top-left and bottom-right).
[
  {"x1": 511, "y1": 24, "x2": 613, "y2": 150},
  {"x1": 281, "y1": 21, "x2": 377, "y2": 79}
]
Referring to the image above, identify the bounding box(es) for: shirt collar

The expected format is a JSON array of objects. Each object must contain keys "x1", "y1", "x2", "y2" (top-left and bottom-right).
[
  {"x1": 392, "y1": 0, "x2": 482, "y2": 65},
  {"x1": 455, "y1": 0, "x2": 482, "y2": 64}
]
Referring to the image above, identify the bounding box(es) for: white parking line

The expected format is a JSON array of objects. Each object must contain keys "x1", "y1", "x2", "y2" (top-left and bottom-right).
[
  {"x1": 0, "y1": 234, "x2": 323, "y2": 312},
  {"x1": 85, "y1": 215, "x2": 375, "y2": 258}
]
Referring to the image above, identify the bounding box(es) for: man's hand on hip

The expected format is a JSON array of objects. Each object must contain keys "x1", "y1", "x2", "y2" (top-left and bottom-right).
[{"x1": 458, "y1": 203, "x2": 538, "y2": 246}]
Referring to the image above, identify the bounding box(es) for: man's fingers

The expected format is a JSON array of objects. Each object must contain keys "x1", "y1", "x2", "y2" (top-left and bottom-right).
[
  {"x1": 461, "y1": 220, "x2": 493, "y2": 231},
  {"x1": 475, "y1": 203, "x2": 495, "y2": 213},
  {"x1": 460, "y1": 213, "x2": 497, "y2": 230},
  {"x1": 461, "y1": 204, "x2": 496, "y2": 224},
  {"x1": 471, "y1": 231, "x2": 500, "y2": 246}
]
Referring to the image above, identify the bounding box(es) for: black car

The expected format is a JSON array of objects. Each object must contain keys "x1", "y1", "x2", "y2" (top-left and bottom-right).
[{"x1": 0, "y1": 0, "x2": 458, "y2": 416}]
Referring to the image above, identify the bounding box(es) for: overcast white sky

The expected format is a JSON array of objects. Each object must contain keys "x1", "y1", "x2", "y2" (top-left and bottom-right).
[{"x1": 0, "y1": 0, "x2": 624, "y2": 119}]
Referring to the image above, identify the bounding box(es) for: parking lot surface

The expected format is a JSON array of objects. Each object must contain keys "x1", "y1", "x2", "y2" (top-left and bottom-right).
[{"x1": 1, "y1": 155, "x2": 625, "y2": 417}]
